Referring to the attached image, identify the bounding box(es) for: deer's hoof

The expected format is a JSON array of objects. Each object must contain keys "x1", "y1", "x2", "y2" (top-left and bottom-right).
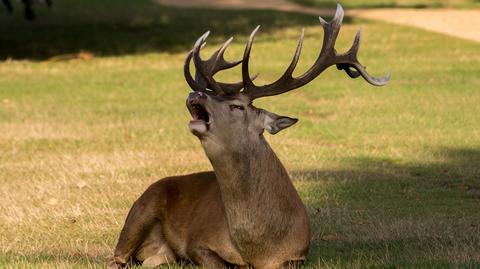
[{"x1": 107, "y1": 257, "x2": 125, "y2": 269}]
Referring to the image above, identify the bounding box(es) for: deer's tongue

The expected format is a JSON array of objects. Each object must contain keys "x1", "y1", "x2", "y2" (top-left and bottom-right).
[{"x1": 189, "y1": 120, "x2": 207, "y2": 135}]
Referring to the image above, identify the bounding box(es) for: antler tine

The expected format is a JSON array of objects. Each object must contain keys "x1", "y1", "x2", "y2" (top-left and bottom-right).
[
  {"x1": 243, "y1": 27, "x2": 306, "y2": 99},
  {"x1": 192, "y1": 31, "x2": 226, "y2": 94},
  {"x1": 336, "y1": 28, "x2": 391, "y2": 85},
  {"x1": 184, "y1": 50, "x2": 208, "y2": 93},
  {"x1": 184, "y1": 32, "x2": 214, "y2": 93},
  {"x1": 309, "y1": 3, "x2": 390, "y2": 86},
  {"x1": 242, "y1": 25, "x2": 260, "y2": 92},
  {"x1": 319, "y1": 3, "x2": 344, "y2": 54},
  {"x1": 207, "y1": 37, "x2": 242, "y2": 73},
  {"x1": 207, "y1": 37, "x2": 246, "y2": 94},
  {"x1": 187, "y1": 31, "x2": 247, "y2": 95},
  {"x1": 336, "y1": 29, "x2": 362, "y2": 79},
  {"x1": 241, "y1": 3, "x2": 389, "y2": 100}
]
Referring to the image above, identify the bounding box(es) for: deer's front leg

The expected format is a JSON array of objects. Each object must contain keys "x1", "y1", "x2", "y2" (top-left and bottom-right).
[
  {"x1": 188, "y1": 247, "x2": 227, "y2": 269},
  {"x1": 110, "y1": 199, "x2": 158, "y2": 268}
]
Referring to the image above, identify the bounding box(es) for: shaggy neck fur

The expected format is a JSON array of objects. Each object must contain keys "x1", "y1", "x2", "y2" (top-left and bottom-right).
[{"x1": 202, "y1": 134, "x2": 303, "y2": 258}]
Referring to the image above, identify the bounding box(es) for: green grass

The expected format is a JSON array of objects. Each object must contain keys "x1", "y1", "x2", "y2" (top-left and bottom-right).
[
  {"x1": 289, "y1": 0, "x2": 480, "y2": 9},
  {"x1": 1, "y1": 0, "x2": 479, "y2": 268}
]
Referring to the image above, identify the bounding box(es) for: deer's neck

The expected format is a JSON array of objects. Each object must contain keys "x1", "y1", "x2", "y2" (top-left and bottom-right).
[
  {"x1": 207, "y1": 136, "x2": 291, "y2": 200},
  {"x1": 203, "y1": 135, "x2": 304, "y2": 248}
]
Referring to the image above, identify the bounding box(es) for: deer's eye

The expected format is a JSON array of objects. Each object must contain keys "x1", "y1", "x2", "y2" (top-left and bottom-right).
[{"x1": 229, "y1": 104, "x2": 245, "y2": 111}]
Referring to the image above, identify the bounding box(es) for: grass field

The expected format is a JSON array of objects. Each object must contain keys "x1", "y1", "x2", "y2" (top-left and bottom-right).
[
  {"x1": 289, "y1": 0, "x2": 480, "y2": 9},
  {"x1": 1, "y1": 0, "x2": 480, "y2": 268}
]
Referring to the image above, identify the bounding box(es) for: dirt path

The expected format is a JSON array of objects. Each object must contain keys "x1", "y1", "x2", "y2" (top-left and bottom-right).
[
  {"x1": 349, "y1": 8, "x2": 480, "y2": 43},
  {"x1": 155, "y1": 0, "x2": 480, "y2": 43}
]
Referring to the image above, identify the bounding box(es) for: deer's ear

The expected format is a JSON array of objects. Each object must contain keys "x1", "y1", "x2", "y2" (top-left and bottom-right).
[{"x1": 263, "y1": 111, "x2": 298, "y2": 135}]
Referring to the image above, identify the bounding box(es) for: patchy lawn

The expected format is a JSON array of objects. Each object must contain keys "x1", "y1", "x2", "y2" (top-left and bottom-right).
[{"x1": 0, "y1": 0, "x2": 479, "y2": 268}]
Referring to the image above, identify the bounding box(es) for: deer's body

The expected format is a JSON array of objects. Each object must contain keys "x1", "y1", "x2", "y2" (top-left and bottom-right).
[
  {"x1": 115, "y1": 172, "x2": 245, "y2": 267},
  {"x1": 110, "y1": 4, "x2": 388, "y2": 269},
  {"x1": 113, "y1": 126, "x2": 310, "y2": 268}
]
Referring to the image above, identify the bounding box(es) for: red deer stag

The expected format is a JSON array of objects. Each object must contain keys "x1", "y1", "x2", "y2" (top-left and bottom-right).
[{"x1": 109, "y1": 4, "x2": 389, "y2": 269}]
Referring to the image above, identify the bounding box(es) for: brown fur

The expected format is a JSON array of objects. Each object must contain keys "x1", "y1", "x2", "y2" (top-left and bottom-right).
[
  {"x1": 110, "y1": 92, "x2": 310, "y2": 269},
  {"x1": 111, "y1": 5, "x2": 390, "y2": 266}
]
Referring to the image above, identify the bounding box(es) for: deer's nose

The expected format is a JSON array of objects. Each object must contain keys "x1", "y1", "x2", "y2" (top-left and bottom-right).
[{"x1": 187, "y1": 92, "x2": 207, "y2": 105}]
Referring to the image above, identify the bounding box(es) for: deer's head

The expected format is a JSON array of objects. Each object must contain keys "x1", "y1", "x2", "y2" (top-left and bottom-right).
[{"x1": 184, "y1": 4, "x2": 389, "y2": 153}]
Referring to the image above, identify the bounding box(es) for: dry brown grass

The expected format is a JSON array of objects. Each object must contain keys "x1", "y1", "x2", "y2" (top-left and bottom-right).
[{"x1": 1, "y1": 2, "x2": 479, "y2": 267}]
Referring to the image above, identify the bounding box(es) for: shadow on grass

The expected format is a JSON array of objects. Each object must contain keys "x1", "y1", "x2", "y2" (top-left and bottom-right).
[
  {"x1": 293, "y1": 147, "x2": 480, "y2": 266},
  {"x1": 1, "y1": 147, "x2": 479, "y2": 267},
  {"x1": 0, "y1": 0, "x2": 353, "y2": 60},
  {"x1": 294, "y1": 146, "x2": 480, "y2": 223},
  {"x1": 293, "y1": 144, "x2": 480, "y2": 184},
  {"x1": 307, "y1": 237, "x2": 480, "y2": 268},
  {"x1": 294, "y1": 146, "x2": 480, "y2": 205}
]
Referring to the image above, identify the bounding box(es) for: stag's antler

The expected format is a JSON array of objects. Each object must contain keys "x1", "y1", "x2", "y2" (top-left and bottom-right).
[
  {"x1": 184, "y1": 32, "x2": 246, "y2": 95},
  {"x1": 184, "y1": 4, "x2": 390, "y2": 98}
]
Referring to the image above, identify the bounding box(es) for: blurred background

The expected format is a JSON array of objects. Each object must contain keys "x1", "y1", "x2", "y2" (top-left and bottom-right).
[{"x1": 0, "y1": 0, "x2": 479, "y2": 268}]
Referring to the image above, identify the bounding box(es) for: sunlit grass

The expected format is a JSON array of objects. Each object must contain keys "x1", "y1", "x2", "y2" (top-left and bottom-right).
[{"x1": 1, "y1": 0, "x2": 479, "y2": 268}]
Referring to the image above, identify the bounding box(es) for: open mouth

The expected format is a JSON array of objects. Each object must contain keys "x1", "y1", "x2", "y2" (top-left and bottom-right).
[
  {"x1": 189, "y1": 103, "x2": 210, "y2": 124},
  {"x1": 186, "y1": 92, "x2": 211, "y2": 135}
]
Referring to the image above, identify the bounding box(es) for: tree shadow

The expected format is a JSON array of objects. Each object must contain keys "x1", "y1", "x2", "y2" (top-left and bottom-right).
[
  {"x1": 292, "y1": 146, "x2": 480, "y2": 265},
  {"x1": 0, "y1": 1, "x2": 352, "y2": 60},
  {"x1": 293, "y1": 146, "x2": 480, "y2": 189},
  {"x1": 293, "y1": 146, "x2": 480, "y2": 217},
  {"x1": 2, "y1": 147, "x2": 479, "y2": 267}
]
